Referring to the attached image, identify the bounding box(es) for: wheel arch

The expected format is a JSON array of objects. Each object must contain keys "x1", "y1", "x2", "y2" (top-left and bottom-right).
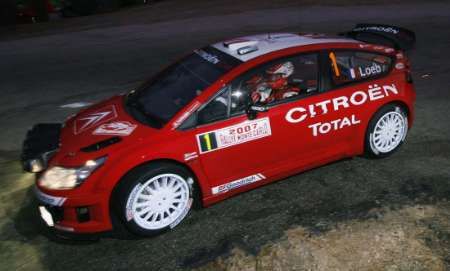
[
  {"x1": 354, "y1": 100, "x2": 411, "y2": 156},
  {"x1": 387, "y1": 100, "x2": 411, "y2": 125},
  {"x1": 109, "y1": 158, "x2": 204, "y2": 207},
  {"x1": 360, "y1": 100, "x2": 410, "y2": 158},
  {"x1": 107, "y1": 158, "x2": 203, "y2": 237},
  {"x1": 366, "y1": 100, "x2": 411, "y2": 132}
]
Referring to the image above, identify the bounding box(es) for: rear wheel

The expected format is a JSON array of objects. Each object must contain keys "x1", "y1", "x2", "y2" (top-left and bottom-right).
[
  {"x1": 365, "y1": 104, "x2": 408, "y2": 158},
  {"x1": 113, "y1": 163, "x2": 195, "y2": 236}
]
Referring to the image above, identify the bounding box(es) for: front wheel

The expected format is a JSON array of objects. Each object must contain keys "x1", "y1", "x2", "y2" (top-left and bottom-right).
[
  {"x1": 365, "y1": 104, "x2": 409, "y2": 158},
  {"x1": 113, "y1": 163, "x2": 195, "y2": 237}
]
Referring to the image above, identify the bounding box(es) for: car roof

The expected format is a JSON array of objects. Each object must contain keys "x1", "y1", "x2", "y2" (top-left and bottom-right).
[{"x1": 212, "y1": 33, "x2": 359, "y2": 62}]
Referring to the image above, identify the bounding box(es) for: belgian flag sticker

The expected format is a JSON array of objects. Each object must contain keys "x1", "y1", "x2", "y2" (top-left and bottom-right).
[{"x1": 198, "y1": 132, "x2": 218, "y2": 153}]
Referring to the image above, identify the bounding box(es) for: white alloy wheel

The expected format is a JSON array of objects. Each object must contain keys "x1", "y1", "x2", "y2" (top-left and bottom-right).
[
  {"x1": 370, "y1": 109, "x2": 408, "y2": 154},
  {"x1": 127, "y1": 173, "x2": 190, "y2": 230}
]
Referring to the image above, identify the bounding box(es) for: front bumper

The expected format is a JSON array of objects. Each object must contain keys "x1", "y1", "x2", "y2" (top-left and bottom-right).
[
  {"x1": 25, "y1": 123, "x2": 114, "y2": 235},
  {"x1": 34, "y1": 186, "x2": 113, "y2": 234}
]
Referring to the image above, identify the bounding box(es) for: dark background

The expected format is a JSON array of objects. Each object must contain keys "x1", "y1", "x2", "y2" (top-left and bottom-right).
[{"x1": 0, "y1": 1, "x2": 449, "y2": 270}]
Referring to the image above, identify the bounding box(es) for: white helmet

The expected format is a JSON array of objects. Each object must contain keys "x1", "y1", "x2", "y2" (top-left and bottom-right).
[{"x1": 267, "y1": 61, "x2": 294, "y2": 78}]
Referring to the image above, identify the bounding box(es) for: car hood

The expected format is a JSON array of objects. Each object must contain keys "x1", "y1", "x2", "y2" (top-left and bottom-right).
[{"x1": 54, "y1": 95, "x2": 157, "y2": 166}]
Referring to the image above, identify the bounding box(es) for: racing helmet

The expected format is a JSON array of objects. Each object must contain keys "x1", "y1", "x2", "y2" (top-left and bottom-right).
[
  {"x1": 267, "y1": 61, "x2": 294, "y2": 79},
  {"x1": 265, "y1": 61, "x2": 294, "y2": 90}
]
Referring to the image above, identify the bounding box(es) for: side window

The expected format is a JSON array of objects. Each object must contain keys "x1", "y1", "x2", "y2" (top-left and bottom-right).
[
  {"x1": 196, "y1": 53, "x2": 320, "y2": 125},
  {"x1": 230, "y1": 53, "x2": 319, "y2": 115},
  {"x1": 329, "y1": 51, "x2": 392, "y2": 86},
  {"x1": 197, "y1": 88, "x2": 229, "y2": 125}
]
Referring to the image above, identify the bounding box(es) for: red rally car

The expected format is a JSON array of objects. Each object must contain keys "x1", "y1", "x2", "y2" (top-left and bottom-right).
[{"x1": 22, "y1": 24, "x2": 416, "y2": 237}]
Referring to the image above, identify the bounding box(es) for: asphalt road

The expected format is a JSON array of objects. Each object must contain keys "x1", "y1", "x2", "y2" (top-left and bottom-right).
[{"x1": 0, "y1": 2, "x2": 449, "y2": 270}]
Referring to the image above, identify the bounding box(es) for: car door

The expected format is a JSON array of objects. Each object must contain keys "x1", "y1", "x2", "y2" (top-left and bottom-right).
[
  {"x1": 315, "y1": 49, "x2": 396, "y2": 154},
  {"x1": 193, "y1": 85, "x2": 274, "y2": 195},
  {"x1": 193, "y1": 49, "x2": 395, "y2": 196},
  {"x1": 279, "y1": 49, "x2": 394, "y2": 162},
  {"x1": 260, "y1": 51, "x2": 358, "y2": 172},
  {"x1": 194, "y1": 51, "x2": 344, "y2": 194}
]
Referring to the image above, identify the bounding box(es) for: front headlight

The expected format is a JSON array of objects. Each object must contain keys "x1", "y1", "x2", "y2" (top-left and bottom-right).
[{"x1": 38, "y1": 156, "x2": 107, "y2": 190}]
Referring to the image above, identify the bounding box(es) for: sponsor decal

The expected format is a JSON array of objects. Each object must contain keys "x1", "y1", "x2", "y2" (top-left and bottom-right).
[
  {"x1": 286, "y1": 84, "x2": 398, "y2": 135},
  {"x1": 309, "y1": 114, "x2": 361, "y2": 136},
  {"x1": 359, "y1": 63, "x2": 382, "y2": 78},
  {"x1": 384, "y1": 48, "x2": 395, "y2": 53},
  {"x1": 184, "y1": 152, "x2": 198, "y2": 162},
  {"x1": 93, "y1": 121, "x2": 137, "y2": 136},
  {"x1": 197, "y1": 117, "x2": 272, "y2": 154},
  {"x1": 74, "y1": 105, "x2": 117, "y2": 134},
  {"x1": 353, "y1": 26, "x2": 399, "y2": 35},
  {"x1": 169, "y1": 198, "x2": 192, "y2": 229},
  {"x1": 172, "y1": 101, "x2": 201, "y2": 130},
  {"x1": 198, "y1": 132, "x2": 218, "y2": 153},
  {"x1": 212, "y1": 174, "x2": 266, "y2": 195},
  {"x1": 195, "y1": 49, "x2": 220, "y2": 64},
  {"x1": 34, "y1": 186, "x2": 66, "y2": 206},
  {"x1": 126, "y1": 183, "x2": 142, "y2": 221}
]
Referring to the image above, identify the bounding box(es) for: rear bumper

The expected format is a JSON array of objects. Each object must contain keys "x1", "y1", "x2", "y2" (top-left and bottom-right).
[{"x1": 34, "y1": 186, "x2": 113, "y2": 234}]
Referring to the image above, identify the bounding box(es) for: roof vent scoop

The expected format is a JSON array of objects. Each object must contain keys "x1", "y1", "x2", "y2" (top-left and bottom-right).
[
  {"x1": 223, "y1": 39, "x2": 258, "y2": 51},
  {"x1": 237, "y1": 45, "x2": 258, "y2": 55}
]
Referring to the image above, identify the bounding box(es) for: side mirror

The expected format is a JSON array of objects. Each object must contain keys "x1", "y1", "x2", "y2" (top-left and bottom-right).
[
  {"x1": 244, "y1": 93, "x2": 269, "y2": 120},
  {"x1": 246, "y1": 104, "x2": 269, "y2": 120}
]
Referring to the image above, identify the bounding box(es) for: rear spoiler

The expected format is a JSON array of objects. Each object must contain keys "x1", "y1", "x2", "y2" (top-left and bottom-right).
[{"x1": 345, "y1": 24, "x2": 416, "y2": 51}]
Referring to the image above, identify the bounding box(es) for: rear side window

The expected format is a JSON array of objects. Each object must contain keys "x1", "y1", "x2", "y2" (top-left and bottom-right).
[{"x1": 328, "y1": 51, "x2": 392, "y2": 86}]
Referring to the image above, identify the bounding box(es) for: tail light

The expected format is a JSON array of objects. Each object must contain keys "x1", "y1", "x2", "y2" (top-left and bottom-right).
[
  {"x1": 404, "y1": 57, "x2": 413, "y2": 83},
  {"x1": 396, "y1": 51, "x2": 413, "y2": 83}
]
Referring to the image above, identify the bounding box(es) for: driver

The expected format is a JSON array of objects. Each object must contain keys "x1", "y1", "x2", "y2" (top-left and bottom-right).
[
  {"x1": 249, "y1": 61, "x2": 300, "y2": 104},
  {"x1": 266, "y1": 61, "x2": 300, "y2": 101}
]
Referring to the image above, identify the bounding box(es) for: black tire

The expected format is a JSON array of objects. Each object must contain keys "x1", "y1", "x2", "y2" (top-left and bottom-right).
[
  {"x1": 112, "y1": 162, "x2": 196, "y2": 237},
  {"x1": 364, "y1": 104, "x2": 408, "y2": 158}
]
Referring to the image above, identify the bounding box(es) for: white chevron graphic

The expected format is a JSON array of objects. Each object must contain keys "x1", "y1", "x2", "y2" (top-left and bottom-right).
[{"x1": 74, "y1": 105, "x2": 117, "y2": 134}]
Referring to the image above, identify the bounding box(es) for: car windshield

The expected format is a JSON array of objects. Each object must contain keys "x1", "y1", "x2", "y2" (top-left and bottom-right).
[{"x1": 126, "y1": 46, "x2": 242, "y2": 128}]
